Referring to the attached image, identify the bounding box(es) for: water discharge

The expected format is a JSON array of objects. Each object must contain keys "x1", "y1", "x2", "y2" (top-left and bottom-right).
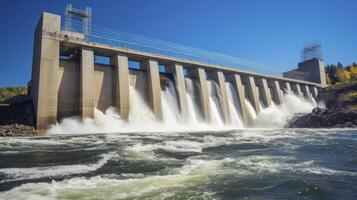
[{"x1": 48, "y1": 77, "x2": 319, "y2": 134}]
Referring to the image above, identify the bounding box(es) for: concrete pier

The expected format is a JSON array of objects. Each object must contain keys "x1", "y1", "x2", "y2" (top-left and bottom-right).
[
  {"x1": 256, "y1": 78, "x2": 272, "y2": 107},
  {"x1": 111, "y1": 53, "x2": 129, "y2": 120},
  {"x1": 189, "y1": 68, "x2": 211, "y2": 122},
  {"x1": 80, "y1": 48, "x2": 95, "y2": 119},
  {"x1": 292, "y1": 83, "x2": 303, "y2": 97},
  {"x1": 243, "y1": 76, "x2": 260, "y2": 113},
  {"x1": 282, "y1": 82, "x2": 292, "y2": 94},
  {"x1": 302, "y1": 85, "x2": 313, "y2": 102},
  {"x1": 143, "y1": 59, "x2": 163, "y2": 120},
  {"x1": 211, "y1": 71, "x2": 230, "y2": 123},
  {"x1": 228, "y1": 74, "x2": 249, "y2": 126},
  {"x1": 310, "y1": 86, "x2": 318, "y2": 98},
  {"x1": 269, "y1": 80, "x2": 284, "y2": 105},
  {"x1": 167, "y1": 63, "x2": 189, "y2": 122}
]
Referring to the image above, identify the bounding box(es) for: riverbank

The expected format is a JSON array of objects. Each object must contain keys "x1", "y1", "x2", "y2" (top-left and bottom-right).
[{"x1": 0, "y1": 101, "x2": 36, "y2": 136}]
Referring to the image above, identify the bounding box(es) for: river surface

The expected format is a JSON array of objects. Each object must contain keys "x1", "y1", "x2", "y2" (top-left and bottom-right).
[{"x1": 0, "y1": 128, "x2": 356, "y2": 199}]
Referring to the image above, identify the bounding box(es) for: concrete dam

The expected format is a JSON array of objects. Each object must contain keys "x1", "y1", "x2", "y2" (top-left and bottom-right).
[{"x1": 29, "y1": 11, "x2": 324, "y2": 133}]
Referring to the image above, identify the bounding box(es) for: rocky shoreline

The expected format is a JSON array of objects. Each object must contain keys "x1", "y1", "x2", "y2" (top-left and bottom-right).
[
  {"x1": 287, "y1": 107, "x2": 357, "y2": 128},
  {"x1": 0, "y1": 101, "x2": 36, "y2": 136}
]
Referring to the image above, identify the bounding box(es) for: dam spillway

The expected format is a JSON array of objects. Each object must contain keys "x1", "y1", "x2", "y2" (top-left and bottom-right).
[{"x1": 29, "y1": 12, "x2": 323, "y2": 133}]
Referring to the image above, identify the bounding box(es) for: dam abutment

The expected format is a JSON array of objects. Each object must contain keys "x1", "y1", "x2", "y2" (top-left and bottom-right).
[{"x1": 31, "y1": 12, "x2": 61, "y2": 132}]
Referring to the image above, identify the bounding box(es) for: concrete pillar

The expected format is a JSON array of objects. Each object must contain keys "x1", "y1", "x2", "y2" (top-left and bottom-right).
[
  {"x1": 80, "y1": 48, "x2": 95, "y2": 119},
  {"x1": 188, "y1": 67, "x2": 211, "y2": 122},
  {"x1": 256, "y1": 78, "x2": 272, "y2": 107},
  {"x1": 228, "y1": 74, "x2": 249, "y2": 126},
  {"x1": 310, "y1": 86, "x2": 318, "y2": 98},
  {"x1": 142, "y1": 59, "x2": 163, "y2": 120},
  {"x1": 167, "y1": 63, "x2": 189, "y2": 122},
  {"x1": 269, "y1": 80, "x2": 284, "y2": 105},
  {"x1": 243, "y1": 76, "x2": 260, "y2": 113},
  {"x1": 282, "y1": 82, "x2": 292, "y2": 94},
  {"x1": 31, "y1": 13, "x2": 61, "y2": 132},
  {"x1": 111, "y1": 53, "x2": 129, "y2": 120},
  {"x1": 211, "y1": 71, "x2": 230, "y2": 123},
  {"x1": 292, "y1": 83, "x2": 303, "y2": 97},
  {"x1": 302, "y1": 85, "x2": 314, "y2": 102}
]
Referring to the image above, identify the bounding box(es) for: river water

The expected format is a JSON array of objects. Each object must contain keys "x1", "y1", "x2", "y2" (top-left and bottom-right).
[
  {"x1": 0, "y1": 128, "x2": 356, "y2": 199},
  {"x1": 1, "y1": 80, "x2": 356, "y2": 199}
]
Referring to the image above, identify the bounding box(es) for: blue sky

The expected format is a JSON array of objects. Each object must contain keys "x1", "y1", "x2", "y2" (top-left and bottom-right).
[{"x1": 0, "y1": 0, "x2": 356, "y2": 87}]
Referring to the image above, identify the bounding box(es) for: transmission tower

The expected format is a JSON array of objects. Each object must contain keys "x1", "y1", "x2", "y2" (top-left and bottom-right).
[{"x1": 301, "y1": 42, "x2": 322, "y2": 62}]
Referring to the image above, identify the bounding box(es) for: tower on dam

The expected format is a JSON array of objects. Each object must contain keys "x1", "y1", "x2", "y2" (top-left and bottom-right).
[
  {"x1": 28, "y1": 6, "x2": 323, "y2": 133},
  {"x1": 283, "y1": 43, "x2": 327, "y2": 86}
]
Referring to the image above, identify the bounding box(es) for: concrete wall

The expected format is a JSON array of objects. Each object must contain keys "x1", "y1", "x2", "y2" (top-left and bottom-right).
[
  {"x1": 58, "y1": 59, "x2": 114, "y2": 118},
  {"x1": 94, "y1": 64, "x2": 114, "y2": 112},
  {"x1": 58, "y1": 60, "x2": 79, "y2": 120},
  {"x1": 31, "y1": 12, "x2": 61, "y2": 132}
]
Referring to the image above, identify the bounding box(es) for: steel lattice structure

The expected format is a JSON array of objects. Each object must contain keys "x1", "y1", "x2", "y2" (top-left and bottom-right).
[{"x1": 63, "y1": 5, "x2": 283, "y2": 76}]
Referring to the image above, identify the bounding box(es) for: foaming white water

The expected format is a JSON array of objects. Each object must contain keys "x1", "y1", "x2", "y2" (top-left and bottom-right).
[
  {"x1": 207, "y1": 80, "x2": 224, "y2": 126},
  {"x1": 0, "y1": 152, "x2": 117, "y2": 183},
  {"x1": 48, "y1": 75, "x2": 319, "y2": 134},
  {"x1": 185, "y1": 78, "x2": 203, "y2": 123},
  {"x1": 0, "y1": 158, "x2": 233, "y2": 200},
  {"x1": 245, "y1": 98, "x2": 258, "y2": 121},
  {"x1": 252, "y1": 93, "x2": 315, "y2": 127},
  {"x1": 225, "y1": 83, "x2": 243, "y2": 127},
  {"x1": 161, "y1": 80, "x2": 180, "y2": 124},
  {"x1": 49, "y1": 83, "x2": 235, "y2": 134}
]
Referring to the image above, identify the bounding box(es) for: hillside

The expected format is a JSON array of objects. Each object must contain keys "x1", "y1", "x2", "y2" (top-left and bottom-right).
[{"x1": 0, "y1": 86, "x2": 27, "y2": 103}]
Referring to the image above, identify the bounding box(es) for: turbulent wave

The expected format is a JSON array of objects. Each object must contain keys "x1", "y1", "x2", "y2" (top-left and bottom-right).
[
  {"x1": 1, "y1": 128, "x2": 357, "y2": 199},
  {"x1": 0, "y1": 152, "x2": 118, "y2": 183},
  {"x1": 0, "y1": 158, "x2": 233, "y2": 200}
]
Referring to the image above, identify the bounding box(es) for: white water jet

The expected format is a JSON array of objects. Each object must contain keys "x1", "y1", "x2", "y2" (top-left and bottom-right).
[
  {"x1": 225, "y1": 83, "x2": 243, "y2": 128},
  {"x1": 207, "y1": 80, "x2": 224, "y2": 126},
  {"x1": 185, "y1": 78, "x2": 203, "y2": 123},
  {"x1": 245, "y1": 98, "x2": 258, "y2": 121},
  {"x1": 48, "y1": 76, "x2": 320, "y2": 134},
  {"x1": 161, "y1": 79, "x2": 180, "y2": 124},
  {"x1": 252, "y1": 92, "x2": 316, "y2": 128}
]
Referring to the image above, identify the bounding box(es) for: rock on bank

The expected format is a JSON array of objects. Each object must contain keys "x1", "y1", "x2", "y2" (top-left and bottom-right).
[
  {"x1": 288, "y1": 107, "x2": 357, "y2": 128},
  {"x1": 0, "y1": 101, "x2": 36, "y2": 136}
]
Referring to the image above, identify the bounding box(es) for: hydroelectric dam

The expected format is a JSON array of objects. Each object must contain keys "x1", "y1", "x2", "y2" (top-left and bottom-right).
[{"x1": 29, "y1": 9, "x2": 325, "y2": 133}]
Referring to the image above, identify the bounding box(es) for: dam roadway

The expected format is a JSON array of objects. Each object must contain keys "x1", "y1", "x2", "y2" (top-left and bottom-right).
[{"x1": 30, "y1": 12, "x2": 322, "y2": 133}]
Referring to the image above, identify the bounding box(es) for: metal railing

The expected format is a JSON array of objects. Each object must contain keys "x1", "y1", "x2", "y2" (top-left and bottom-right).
[{"x1": 62, "y1": 20, "x2": 283, "y2": 76}]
